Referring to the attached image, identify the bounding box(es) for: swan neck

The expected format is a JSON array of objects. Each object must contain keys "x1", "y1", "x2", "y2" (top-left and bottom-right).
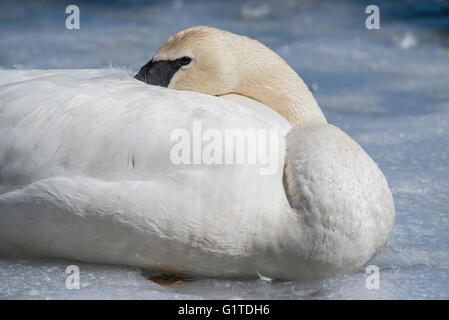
[{"x1": 233, "y1": 46, "x2": 327, "y2": 125}]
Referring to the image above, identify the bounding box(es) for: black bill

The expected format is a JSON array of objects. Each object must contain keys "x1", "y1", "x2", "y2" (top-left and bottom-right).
[{"x1": 134, "y1": 59, "x2": 183, "y2": 87}]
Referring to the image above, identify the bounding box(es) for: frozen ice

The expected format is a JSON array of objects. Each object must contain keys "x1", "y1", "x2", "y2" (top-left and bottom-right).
[
  {"x1": 0, "y1": 0, "x2": 448, "y2": 299},
  {"x1": 0, "y1": 259, "x2": 199, "y2": 300}
]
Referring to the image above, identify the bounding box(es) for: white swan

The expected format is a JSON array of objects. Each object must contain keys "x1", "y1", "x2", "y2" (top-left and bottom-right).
[{"x1": 0, "y1": 26, "x2": 394, "y2": 280}]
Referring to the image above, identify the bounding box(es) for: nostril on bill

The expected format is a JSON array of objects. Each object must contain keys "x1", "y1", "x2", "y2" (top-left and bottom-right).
[{"x1": 134, "y1": 72, "x2": 145, "y2": 82}]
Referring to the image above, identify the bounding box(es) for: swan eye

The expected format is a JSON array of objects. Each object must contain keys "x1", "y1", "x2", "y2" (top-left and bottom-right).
[{"x1": 179, "y1": 56, "x2": 192, "y2": 66}]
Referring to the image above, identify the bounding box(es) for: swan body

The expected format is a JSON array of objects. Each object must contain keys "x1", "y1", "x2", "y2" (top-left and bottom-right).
[{"x1": 0, "y1": 27, "x2": 394, "y2": 280}]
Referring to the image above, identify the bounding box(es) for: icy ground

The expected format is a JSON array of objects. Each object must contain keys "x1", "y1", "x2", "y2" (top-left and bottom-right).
[{"x1": 0, "y1": 0, "x2": 448, "y2": 299}]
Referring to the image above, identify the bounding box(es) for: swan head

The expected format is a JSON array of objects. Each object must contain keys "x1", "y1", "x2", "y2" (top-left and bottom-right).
[
  {"x1": 135, "y1": 26, "x2": 236, "y2": 95},
  {"x1": 135, "y1": 26, "x2": 326, "y2": 124}
]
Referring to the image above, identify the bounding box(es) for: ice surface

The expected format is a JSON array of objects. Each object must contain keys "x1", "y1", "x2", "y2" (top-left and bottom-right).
[{"x1": 0, "y1": 0, "x2": 448, "y2": 299}]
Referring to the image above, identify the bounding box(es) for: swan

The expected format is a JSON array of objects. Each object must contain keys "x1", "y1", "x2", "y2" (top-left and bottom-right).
[{"x1": 0, "y1": 26, "x2": 394, "y2": 280}]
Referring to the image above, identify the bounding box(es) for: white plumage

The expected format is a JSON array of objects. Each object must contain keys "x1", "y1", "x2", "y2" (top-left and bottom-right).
[{"x1": 0, "y1": 27, "x2": 395, "y2": 280}]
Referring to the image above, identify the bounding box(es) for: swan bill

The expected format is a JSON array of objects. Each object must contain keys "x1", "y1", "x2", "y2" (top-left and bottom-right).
[{"x1": 135, "y1": 58, "x2": 186, "y2": 87}]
